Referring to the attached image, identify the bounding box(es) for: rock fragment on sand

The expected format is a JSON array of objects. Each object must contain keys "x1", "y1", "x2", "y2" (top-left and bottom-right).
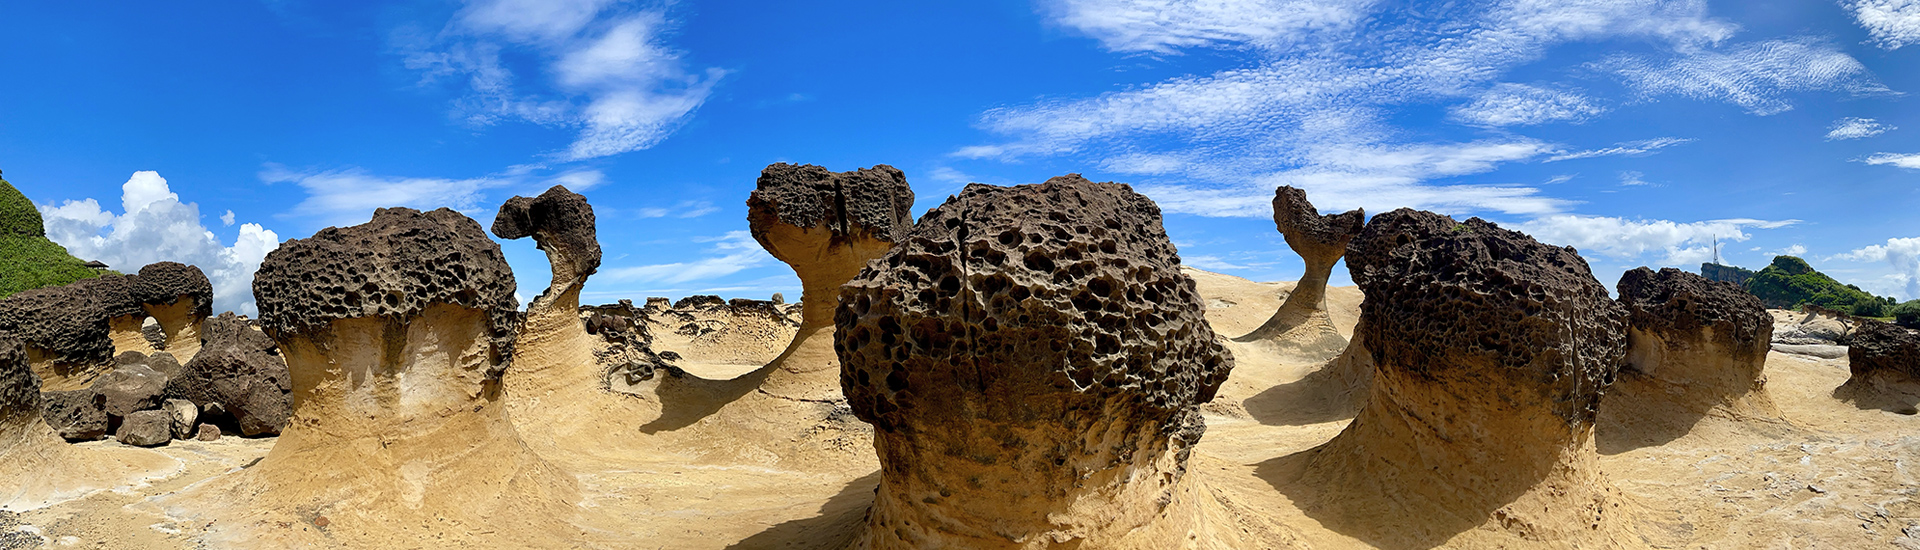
[
  {"x1": 164, "y1": 398, "x2": 198, "y2": 439},
  {"x1": 116, "y1": 409, "x2": 172, "y2": 447},
  {"x1": 38, "y1": 389, "x2": 107, "y2": 441},
  {"x1": 194, "y1": 423, "x2": 220, "y2": 441},
  {"x1": 93, "y1": 363, "x2": 169, "y2": 418}
]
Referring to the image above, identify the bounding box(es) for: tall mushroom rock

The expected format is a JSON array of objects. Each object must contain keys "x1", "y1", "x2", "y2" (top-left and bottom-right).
[
  {"x1": 749, "y1": 163, "x2": 914, "y2": 400},
  {"x1": 837, "y1": 175, "x2": 1233, "y2": 549},
  {"x1": 1837, "y1": 320, "x2": 1920, "y2": 414},
  {"x1": 75, "y1": 274, "x2": 157, "y2": 356},
  {"x1": 1615, "y1": 267, "x2": 1779, "y2": 417},
  {"x1": 1236, "y1": 187, "x2": 1363, "y2": 355},
  {"x1": 131, "y1": 262, "x2": 214, "y2": 360},
  {"x1": 229, "y1": 207, "x2": 574, "y2": 544},
  {"x1": 492, "y1": 186, "x2": 613, "y2": 423},
  {"x1": 1298, "y1": 210, "x2": 1632, "y2": 547},
  {"x1": 0, "y1": 284, "x2": 113, "y2": 390}
]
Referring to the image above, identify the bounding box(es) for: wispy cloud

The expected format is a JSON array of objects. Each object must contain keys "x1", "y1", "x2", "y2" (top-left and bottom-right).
[
  {"x1": 1039, "y1": 0, "x2": 1374, "y2": 54},
  {"x1": 261, "y1": 164, "x2": 508, "y2": 225},
  {"x1": 1619, "y1": 171, "x2": 1653, "y2": 186},
  {"x1": 1827, "y1": 117, "x2": 1896, "y2": 140},
  {"x1": 1450, "y1": 83, "x2": 1605, "y2": 126},
  {"x1": 634, "y1": 200, "x2": 721, "y2": 219},
  {"x1": 599, "y1": 230, "x2": 772, "y2": 284},
  {"x1": 1861, "y1": 152, "x2": 1920, "y2": 169},
  {"x1": 1596, "y1": 38, "x2": 1891, "y2": 115},
  {"x1": 400, "y1": 0, "x2": 721, "y2": 160},
  {"x1": 1546, "y1": 137, "x2": 1693, "y2": 162},
  {"x1": 1516, "y1": 215, "x2": 1798, "y2": 265},
  {"x1": 1842, "y1": 0, "x2": 1920, "y2": 50}
]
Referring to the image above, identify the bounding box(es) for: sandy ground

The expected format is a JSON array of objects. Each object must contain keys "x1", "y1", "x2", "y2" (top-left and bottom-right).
[{"x1": 7, "y1": 268, "x2": 1919, "y2": 549}]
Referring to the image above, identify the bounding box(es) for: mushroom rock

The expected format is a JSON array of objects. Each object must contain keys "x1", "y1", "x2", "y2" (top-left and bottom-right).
[
  {"x1": 131, "y1": 262, "x2": 214, "y2": 360},
  {"x1": 748, "y1": 163, "x2": 914, "y2": 400},
  {"x1": 837, "y1": 176, "x2": 1233, "y2": 549},
  {"x1": 1, "y1": 332, "x2": 177, "y2": 508},
  {"x1": 169, "y1": 207, "x2": 575, "y2": 546},
  {"x1": 0, "y1": 284, "x2": 113, "y2": 390},
  {"x1": 75, "y1": 274, "x2": 156, "y2": 356},
  {"x1": 1835, "y1": 320, "x2": 1920, "y2": 414},
  {"x1": 1235, "y1": 186, "x2": 1363, "y2": 360},
  {"x1": 1610, "y1": 267, "x2": 1781, "y2": 422},
  {"x1": 1285, "y1": 210, "x2": 1633, "y2": 548},
  {"x1": 166, "y1": 313, "x2": 291, "y2": 436}
]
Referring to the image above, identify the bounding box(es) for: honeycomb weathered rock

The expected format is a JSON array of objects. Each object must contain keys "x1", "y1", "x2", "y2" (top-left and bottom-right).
[
  {"x1": 1838, "y1": 320, "x2": 1920, "y2": 413},
  {"x1": 0, "y1": 284, "x2": 113, "y2": 389},
  {"x1": 1237, "y1": 186, "x2": 1364, "y2": 355},
  {"x1": 493, "y1": 185, "x2": 601, "y2": 288},
  {"x1": 747, "y1": 163, "x2": 914, "y2": 245},
  {"x1": 131, "y1": 262, "x2": 213, "y2": 319},
  {"x1": 1612, "y1": 267, "x2": 1779, "y2": 420},
  {"x1": 0, "y1": 333, "x2": 37, "y2": 429},
  {"x1": 836, "y1": 175, "x2": 1231, "y2": 548},
  {"x1": 167, "y1": 313, "x2": 291, "y2": 436},
  {"x1": 254, "y1": 207, "x2": 520, "y2": 377}
]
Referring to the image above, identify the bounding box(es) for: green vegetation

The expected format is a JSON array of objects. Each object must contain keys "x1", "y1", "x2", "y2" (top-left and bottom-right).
[
  {"x1": 1893, "y1": 300, "x2": 1920, "y2": 329},
  {"x1": 0, "y1": 177, "x2": 106, "y2": 298},
  {"x1": 1743, "y1": 255, "x2": 1894, "y2": 317}
]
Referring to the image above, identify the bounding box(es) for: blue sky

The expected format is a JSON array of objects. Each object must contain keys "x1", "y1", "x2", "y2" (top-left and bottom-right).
[{"x1": 3, "y1": 0, "x2": 1917, "y2": 315}]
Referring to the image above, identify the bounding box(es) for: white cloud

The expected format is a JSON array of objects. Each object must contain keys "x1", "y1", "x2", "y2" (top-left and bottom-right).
[
  {"x1": 1515, "y1": 215, "x2": 1798, "y2": 265},
  {"x1": 1827, "y1": 117, "x2": 1896, "y2": 140},
  {"x1": 1041, "y1": 0, "x2": 1374, "y2": 54},
  {"x1": 260, "y1": 164, "x2": 507, "y2": 226},
  {"x1": 1546, "y1": 137, "x2": 1693, "y2": 162},
  {"x1": 631, "y1": 200, "x2": 718, "y2": 219},
  {"x1": 38, "y1": 172, "x2": 281, "y2": 316},
  {"x1": 1861, "y1": 152, "x2": 1920, "y2": 169},
  {"x1": 1619, "y1": 171, "x2": 1652, "y2": 186},
  {"x1": 1100, "y1": 152, "x2": 1192, "y2": 175},
  {"x1": 545, "y1": 169, "x2": 607, "y2": 191},
  {"x1": 1834, "y1": 237, "x2": 1920, "y2": 299},
  {"x1": 220, "y1": 210, "x2": 236, "y2": 226},
  {"x1": 1843, "y1": 0, "x2": 1920, "y2": 50},
  {"x1": 404, "y1": 1, "x2": 720, "y2": 160},
  {"x1": 1597, "y1": 38, "x2": 1890, "y2": 115},
  {"x1": 1450, "y1": 83, "x2": 1605, "y2": 126},
  {"x1": 1776, "y1": 244, "x2": 1808, "y2": 256},
  {"x1": 1183, "y1": 255, "x2": 1250, "y2": 271},
  {"x1": 927, "y1": 166, "x2": 974, "y2": 185},
  {"x1": 600, "y1": 231, "x2": 772, "y2": 284}
]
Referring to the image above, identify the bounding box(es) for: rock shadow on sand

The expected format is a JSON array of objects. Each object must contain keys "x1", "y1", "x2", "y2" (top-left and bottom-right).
[{"x1": 724, "y1": 472, "x2": 879, "y2": 550}]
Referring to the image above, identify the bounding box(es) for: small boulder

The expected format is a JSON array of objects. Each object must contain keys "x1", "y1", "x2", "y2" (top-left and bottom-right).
[
  {"x1": 194, "y1": 423, "x2": 220, "y2": 441},
  {"x1": 116, "y1": 410, "x2": 172, "y2": 447},
  {"x1": 94, "y1": 364, "x2": 169, "y2": 418},
  {"x1": 166, "y1": 313, "x2": 292, "y2": 436},
  {"x1": 164, "y1": 398, "x2": 198, "y2": 439},
  {"x1": 39, "y1": 389, "x2": 108, "y2": 440}
]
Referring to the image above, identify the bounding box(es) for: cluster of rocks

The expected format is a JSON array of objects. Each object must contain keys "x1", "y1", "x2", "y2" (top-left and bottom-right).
[{"x1": 0, "y1": 262, "x2": 291, "y2": 447}]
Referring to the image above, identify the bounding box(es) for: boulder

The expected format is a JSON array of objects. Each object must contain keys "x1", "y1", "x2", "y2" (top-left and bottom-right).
[
  {"x1": 194, "y1": 423, "x2": 220, "y2": 441},
  {"x1": 1613, "y1": 267, "x2": 1779, "y2": 417},
  {"x1": 745, "y1": 163, "x2": 915, "y2": 399},
  {"x1": 1836, "y1": 320, "x2": 1920, "y2": 414},
  {"x1": 167, "y1": 313, "x2": 291, "y2": 436},
  {"x1": 39, "y1": 389, "x2": 107, "y2": 440},
  {"x1": 132, "y1": 262, "x2": 214, "y2": 359},
  {"x1": 0, "y1": 283, "x2": 113, "y2": 390},
  {"x1": 837, "y1": 175, "x2": 1231, "y2": 548},
  {"x1": 1289, "y1": 210, "x2": 1632, "y2": 547},
  {"x1": 116, "y1": 409, "x2": 172, "y2": 447},
  {"x1": 164, "y1": 398, "x2": 198, "y2": 439},
  {"x1": 1235, "y1": 186, "x2": 1364, "y2": 359},
  {"x1": 93, "y1": 364, "x2": 169, "y2": 418}
]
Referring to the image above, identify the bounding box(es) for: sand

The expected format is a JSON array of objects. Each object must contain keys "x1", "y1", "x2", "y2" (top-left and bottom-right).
[{"x1": 6, "y1": 268, "x2": 1919, "y2": 549}]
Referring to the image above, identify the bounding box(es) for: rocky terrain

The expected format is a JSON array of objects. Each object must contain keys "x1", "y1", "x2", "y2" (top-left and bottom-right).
[{"x1": 1, "y1": 166, "x2": 1918, "y2": 549}]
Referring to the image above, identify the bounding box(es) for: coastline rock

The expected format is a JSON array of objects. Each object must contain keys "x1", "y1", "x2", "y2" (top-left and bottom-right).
[
  {"x1": 837, "y1": 175, "x2": 1231, "y2": 548},
  {"x1": 39, "y1": 389, "x2": 108, "y2": 440},
  {"x1": 1836, "y1": 320, "x2": 1920, "y2": 414},
  {"x1": 132, "y1": 262, "x2": 214, "y2": 359},
  {"x1": 167, "y1": 312, "x2": 291, "y2": 436},
  {"x1": 115, "y1": 409, "x2": 172, "y2": 447},
  {"x1": 194, "y1": 423, "x2": 221, "y2": 441},
  {"x1": 0, "y1": 284, "x2": 113, "y2": 390},
  {"x1": 164, "y1": 398, "x2": 198, "y2": 439},
  {"x1": 76, "y1": 274, "x2": 157, "y2": 356},
  {"x1": 1236, "y1": 186, "x2": 1363, "y2": 360},
  {"x1": 93, "y1": 363, "x2": 169, "y2": 418},
  {"x1": 1613, "y1": 267, "x2": 1779, "y2": 417}
]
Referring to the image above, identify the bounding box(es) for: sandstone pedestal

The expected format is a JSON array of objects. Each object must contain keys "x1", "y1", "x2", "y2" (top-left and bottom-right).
[{"x1": 1234, "y1": 186, "x2": 1362, "y2": 362}]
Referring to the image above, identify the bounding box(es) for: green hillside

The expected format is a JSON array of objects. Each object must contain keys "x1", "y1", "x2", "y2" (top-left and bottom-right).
[
  {"x1": 0, "y1": 176, "x2": 106, "y2": 297},
  {"x1": 1744, "y1": 255, "x2": 1894, "y2": 317}
]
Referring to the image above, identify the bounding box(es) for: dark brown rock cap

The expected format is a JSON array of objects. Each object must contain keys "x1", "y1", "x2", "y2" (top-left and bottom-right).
[
  {"x1": 1273, "y1": 186, "x2": 1364, "y2": 253},
  {"x1": 1345, "y1": 209, "x2": 1627, "y2": 425},
  {"x1": 253, "y1": 207, "x2": 520, "y2": 374},
  {"x1": 1849, "y1": 320, "x2": 1920, "y2": 380},
  {"x1": 0, "y1": 284, "x2": 113, "y2": 368},
  {"x1": 747, "y1": 163, "x2": 915, "y2": 246},
  {"x1": 492, "y1": 185, "x2": 601, "y2": 278},
  {"x1": 132, "y1": 262, "x2": 215, "y2": 318},
  {"x1": 838, "y1": 174, "x2": 1232, "y2": 431},
  {"x1": 74, "y1": 274, "x2": 144, "y2": 319},
  {"x1": 1617, "y1": 267, "x2": 1772, "y2": 356}
]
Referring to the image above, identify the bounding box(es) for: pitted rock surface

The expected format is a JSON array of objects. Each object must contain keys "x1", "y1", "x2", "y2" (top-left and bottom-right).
[
  {"x1": 74, "y1": 274, "x2": 144, "y2": 320},
  {"x1": 94, "y1": 364, "x2": 169, "y2": 418},
  {"x1": 747, "y1": 163, "x2": 915, "y2": 246},
  {"x1": 253, "y1": 207, "x2": 520, "y2": 376},
  {"x1": 40, "y1": 390, "x2": 107, "y2": 440},
  {"x1": 132, "y1": 262, "x2": 214, "y2": 318},
  {"x1": 1848, "y1": 320, "x2": 1920, "y2": 381},
  {"x1": 1, "y1": 333, "x2": 37, "y2": 426},
  {"x1": 0, "y1": 284, "x2": 113, "y2": 369},
  {"x1": 167, "y1": 313, "x2": 292, "y2": 436},
  {"x1": 1346, "y1": 209, "x2": 1627, "y2": 426},
  {"x1": 1272, "y1": 185, "x2": 1363, "y2": 260},
  {"x1": 1618, "y1": 267, "x2": 1772, "y2": 360},
  {"x1": 492, "y1": 185, "x2": 601, "y2": 280}
]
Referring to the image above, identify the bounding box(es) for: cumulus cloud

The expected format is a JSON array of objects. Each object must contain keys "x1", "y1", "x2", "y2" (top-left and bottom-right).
[
  {"x1": 403, "y1": 0, "x2": 721, "y2": 160},
  {"x1": 1040, "y1": 0, "x2": 1374, "y2": 53},
  {"x1": 599, "y1": 231, "x2": 772, "y2": 284},
  {"x1": 1843, "y1": 0, "x2": 1920, "y2": 50},
  {"x1": 1597, "y1": 38, "x2": 1890, "y2": 115},
  {"x1": 1861, "y1": 152, "x2": 1920, "y2": 169},
  {"x1": 220, "y1": 210, "x2": 236, "y2": 226},
  {"x1": 1450, "y1": 83, "x2": 1606, "y2": 126},
  {"x1": 1827, "y1": 117, "x2": 1896, "y2": 140},
  {"x1": 38, "y1": 172, "x2": 281, "y2": 316},
  {"x1": 1834, "y1": 237, "x2": 1920, "y2": 299},
  {"x1": 1515, "y1": 215, "x2": 1798, "y2": 265},
  {"x1": 1546, "y1": 137, "x2": 1693, "y2": 162}
]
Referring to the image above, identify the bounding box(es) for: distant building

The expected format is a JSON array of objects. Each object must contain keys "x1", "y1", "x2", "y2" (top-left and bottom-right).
[{"x1": 1700, "y1": 262, "x2": 1754, "y2": 287}]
